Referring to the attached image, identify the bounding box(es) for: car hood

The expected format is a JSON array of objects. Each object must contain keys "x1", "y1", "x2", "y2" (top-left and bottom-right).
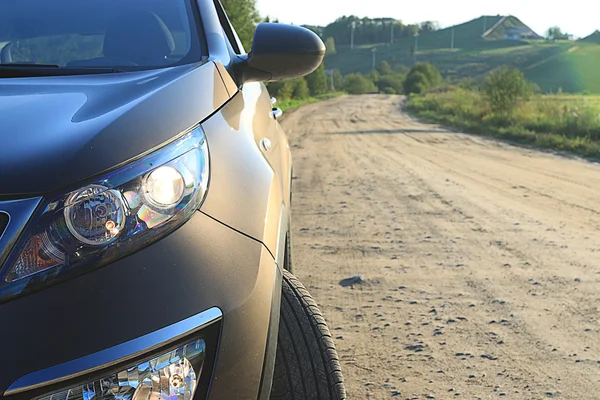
[{"x1": 0, "y1": 61, "x2": 232, "y2": 196}]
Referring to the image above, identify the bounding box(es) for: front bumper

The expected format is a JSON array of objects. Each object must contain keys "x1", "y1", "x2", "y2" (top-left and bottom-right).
[{"x1": 0, "y1": 211, "x2": 282, "y2": 400}]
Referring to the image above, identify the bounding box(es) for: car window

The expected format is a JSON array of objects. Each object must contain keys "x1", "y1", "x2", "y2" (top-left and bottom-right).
[{"x1": 0, "y1": 0, "x2": 203, "y2": 70}]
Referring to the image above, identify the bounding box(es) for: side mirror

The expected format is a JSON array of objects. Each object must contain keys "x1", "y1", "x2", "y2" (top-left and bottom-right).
[{"x1": 234, "y1": 23, "x2": 326, "y2": 83}]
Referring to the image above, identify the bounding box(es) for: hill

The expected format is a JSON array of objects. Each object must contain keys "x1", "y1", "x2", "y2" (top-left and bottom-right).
[
  {"x1": 580, "y1": 30, "x2": 600, "y2": 43},
  {"x1": 524, "y1": 42, "x2": 600, "y2": 93},
  {"x1": 323, "y1": 15, "x2": 600, "y2": 93}
]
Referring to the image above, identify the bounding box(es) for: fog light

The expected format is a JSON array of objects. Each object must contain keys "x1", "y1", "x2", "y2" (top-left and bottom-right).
[{"x1": 36, "y1": 340, "x2": 205, "y2": 400}]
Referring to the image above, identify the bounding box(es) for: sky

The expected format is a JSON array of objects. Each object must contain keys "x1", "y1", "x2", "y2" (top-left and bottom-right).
[{"x1": 255, "y1": 0, "x2": 598, "y2": 39}]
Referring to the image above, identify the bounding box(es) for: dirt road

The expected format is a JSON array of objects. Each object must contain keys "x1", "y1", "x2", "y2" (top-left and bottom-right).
[{"x1": 281, "y1": 95, "x2": 600, "y2": 399}]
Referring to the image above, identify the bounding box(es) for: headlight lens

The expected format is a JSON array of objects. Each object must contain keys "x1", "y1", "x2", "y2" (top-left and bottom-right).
[
  {"x1": 0, "y1": 126, "x2": 209, "y2": 301},
  {"x1": 36, "y1": 340, "x2": 206, "y2": 400}
]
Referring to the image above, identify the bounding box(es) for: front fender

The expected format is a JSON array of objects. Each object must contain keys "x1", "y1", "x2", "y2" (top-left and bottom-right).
[{"x1": 200, "y1": 90, "x2": 286, "y2": 265}]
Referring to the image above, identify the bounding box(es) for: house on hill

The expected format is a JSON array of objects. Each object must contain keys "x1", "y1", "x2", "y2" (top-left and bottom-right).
[
  {"x1": 503, "y1": 26, "x2": 529, "y2": 40},
  {"x1": 483, "y1": 16, "x2": 543, "y2": 40}
]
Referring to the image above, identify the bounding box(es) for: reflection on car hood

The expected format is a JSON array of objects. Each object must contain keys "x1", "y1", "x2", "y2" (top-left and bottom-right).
[{"x1": 0, "y1": 61, "x2": 227, "y2": 196}]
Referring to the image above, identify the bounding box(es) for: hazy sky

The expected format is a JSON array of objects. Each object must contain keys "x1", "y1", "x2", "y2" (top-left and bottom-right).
[{"x1": 256, "y1": 0, "x2": 598, "y2": 38}]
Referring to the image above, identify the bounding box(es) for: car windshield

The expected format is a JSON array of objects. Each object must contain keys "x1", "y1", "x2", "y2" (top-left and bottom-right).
[{"x1": 0, "y1": 0, "x2": 202, "y2": 73}]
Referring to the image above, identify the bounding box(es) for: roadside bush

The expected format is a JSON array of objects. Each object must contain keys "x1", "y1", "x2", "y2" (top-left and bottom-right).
[
  {"x1": 332, "y1": 69, "x2": 344, "y2": 91},
  {"x1": 394, "y1": 64, "x2": 410, "y2": 75},
  {"x1": 412, "y1": 62, "x2": 441, "y2": 85},
  {"x1": 377, "y1": 74, "x2": 404, "y2": 94},
  {"x1": 292, "y1": 78, "x2": 310, "y2": 99},
  {"x1": 343, "y1": 73, "x2": 378, "y2": 94},
  {"x1": 267, "y1": 80, "x2": 294, "y2": 101},
  {"x1": 484, "y1": 66, "x2": 532, "y2": 114},
  {"x1": 403, "y1": 62, "x2": 442, "y2": 94},
  {"x1": 367, "y1": 70, "x2": 381, "y2": 83},
  {"x1": 405, "y1": 86, "x2": 600, "y2": 158},
  {"x1": 403, "y1": 71, "x2": 430, "y2": 95},
  {"x1": 305, "y1": 64, "x2": 329, "y2": 96}
]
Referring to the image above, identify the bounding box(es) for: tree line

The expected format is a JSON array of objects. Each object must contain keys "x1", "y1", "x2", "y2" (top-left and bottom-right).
[{"x1": 320, "y1": 16, "x2": 439, "y2": 47}]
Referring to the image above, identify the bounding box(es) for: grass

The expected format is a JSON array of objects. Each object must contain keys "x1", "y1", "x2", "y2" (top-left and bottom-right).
[
  {"x1": 277, "y1": 92, "x2": 345, "y2": 112},
  {"x1": 405, "y1": 88, "x2": 600, "y2": 158},
  {"x1": 524, "y1": 43, "x2": 600, "y2": 93}
]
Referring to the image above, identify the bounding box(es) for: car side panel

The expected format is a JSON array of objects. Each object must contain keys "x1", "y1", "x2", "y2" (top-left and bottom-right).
[{"x1": 199, "y1": 87, "x2": 289, "y2": 265}]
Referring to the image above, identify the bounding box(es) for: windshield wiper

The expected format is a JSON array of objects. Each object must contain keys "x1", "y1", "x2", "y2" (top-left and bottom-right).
[
  {"x1": 0, "y1": 65, "x2": 122, "y2": 78},
  {"x1": 0, "y1": 63, "x2": 60, "y2": 68}
]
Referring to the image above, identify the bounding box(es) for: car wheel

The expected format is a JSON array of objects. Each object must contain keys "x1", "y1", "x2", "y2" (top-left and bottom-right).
[{"x1": 270, "y1": 270, "x2": 346, "y2": 400}]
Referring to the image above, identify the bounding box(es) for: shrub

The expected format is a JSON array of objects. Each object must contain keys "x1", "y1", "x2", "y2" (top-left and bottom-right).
[
  {"x1": 377, "y1": 74, "x2": 404, "y2": 94},
  {"x1": 332, "y1": 69, "x2": 344, "y2": 91},
  {"x1": 367, "y1": 70, "x2": 381, "y2": 83},
  {"x1": 292, "y1": 78, "x2": 310, "y2": 99},
  {"x1": 378, "y1": 60, "x2": 392, "y2": 75},
  {"x1": 484, "y1": 66, "x2": 532, "y2": 114},
  {"x1": 410, "y1": 62, "x2": 442, "y2": 87},
  {"x1": 403, "y1": 71, "x2": 430, "y2": 94},
  {"x1": 403, "y1": 62, "x2": 442, "y2": 94},
  {"x1": 267, "y1": 80, "x2": 294, "y2": 101},
  {"x1": 343, "y1": 73, "x2": 378, "y2": 94},
  {"x1": 394, "y1": 64, "x2": 410, "y2": 75},
  {"x1": 305, "y1": 64, "x2": 329, "y2": 96}
]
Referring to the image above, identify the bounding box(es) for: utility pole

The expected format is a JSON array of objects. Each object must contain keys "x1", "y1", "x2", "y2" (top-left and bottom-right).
[
  {"x1": 413, "y1": 32, "x2": 419, "y2": 63},
  {"x1": 450, "y1": 26, "x2": 455, "y2": 49},
  {"x1": 351, "y1": 21, "x2": 356, "y2": 50},
  {"x1": 371, "y1": 47, "x2": 377, "y2": 70}
]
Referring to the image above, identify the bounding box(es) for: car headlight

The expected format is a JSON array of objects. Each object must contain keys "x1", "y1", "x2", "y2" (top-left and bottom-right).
[{"x1": 0, "y1": 126, "x2": 209, "y2": 302}]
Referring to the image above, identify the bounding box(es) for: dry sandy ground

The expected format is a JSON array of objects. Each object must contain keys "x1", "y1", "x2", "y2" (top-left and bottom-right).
[{"x1": 281, "y1": 95, "x2": 600, "y2": 400}]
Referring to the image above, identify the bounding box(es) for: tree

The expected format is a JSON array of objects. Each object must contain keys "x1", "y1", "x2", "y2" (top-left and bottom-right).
[
  {"x1": 403, "y1": 71, "x2": 429, "y2": 94},
  {"x1": 333, "y1": 69, "x2": 344, "y2": 91},
  {"x1": 292, "y1": 78, "x2": 310, "y2": 99},
  {"x1": 377, "y1": 74, "x2": 404, "y2": 94},
  {"x1": 546, "y1": 26, "x2": 568, "y2": 41},
  {"x1": 221, "y1": 0, "x2": 261, "y2": 51},
  {"x1": 419, "y1": 21, "x2": 440, "y2": 33},
  {"x1": 325, "y1": 37, "x2": 336, "y2": 54},
  {"x1": 394, "y1": 64, "x2": 410, "y2": 75},
  {"x1": 305, "y1": 64, "x2": 329, "y2": 96},
  {"x1": 267, "y1": 80, "x2": 294, "y2": 100},
  {"x1": 367, "y1": 69, "x2": 380, "y2": 83},
  {"x1": 403, "y1": 62, "x2": 442, "y2": 94},
  {"x1": 378, "y1": 60, "x2": 392, "y2": 75},
  {"x1": 343, "y1": 73, "x2": 377, "y2": 94},
  {"x1": 484, "y1": 66, "x2": 532, "y2": 114}
]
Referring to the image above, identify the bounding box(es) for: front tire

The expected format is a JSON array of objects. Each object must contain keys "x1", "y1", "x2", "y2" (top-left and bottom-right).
[{"x1": 270, "y1": 270, "x2": 346, "y2": 400}]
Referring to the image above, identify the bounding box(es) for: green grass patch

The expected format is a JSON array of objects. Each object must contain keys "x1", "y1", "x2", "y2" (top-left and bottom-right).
[
  {"x1": 406, "y1": 88, "x2": 600, "y2": 158},
  {"x1": 278, "y1": 92, "x2": 345, "y2": 112},
  {"x1": 524, "y1": 43, "x2": 600, "y2": 94}
]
